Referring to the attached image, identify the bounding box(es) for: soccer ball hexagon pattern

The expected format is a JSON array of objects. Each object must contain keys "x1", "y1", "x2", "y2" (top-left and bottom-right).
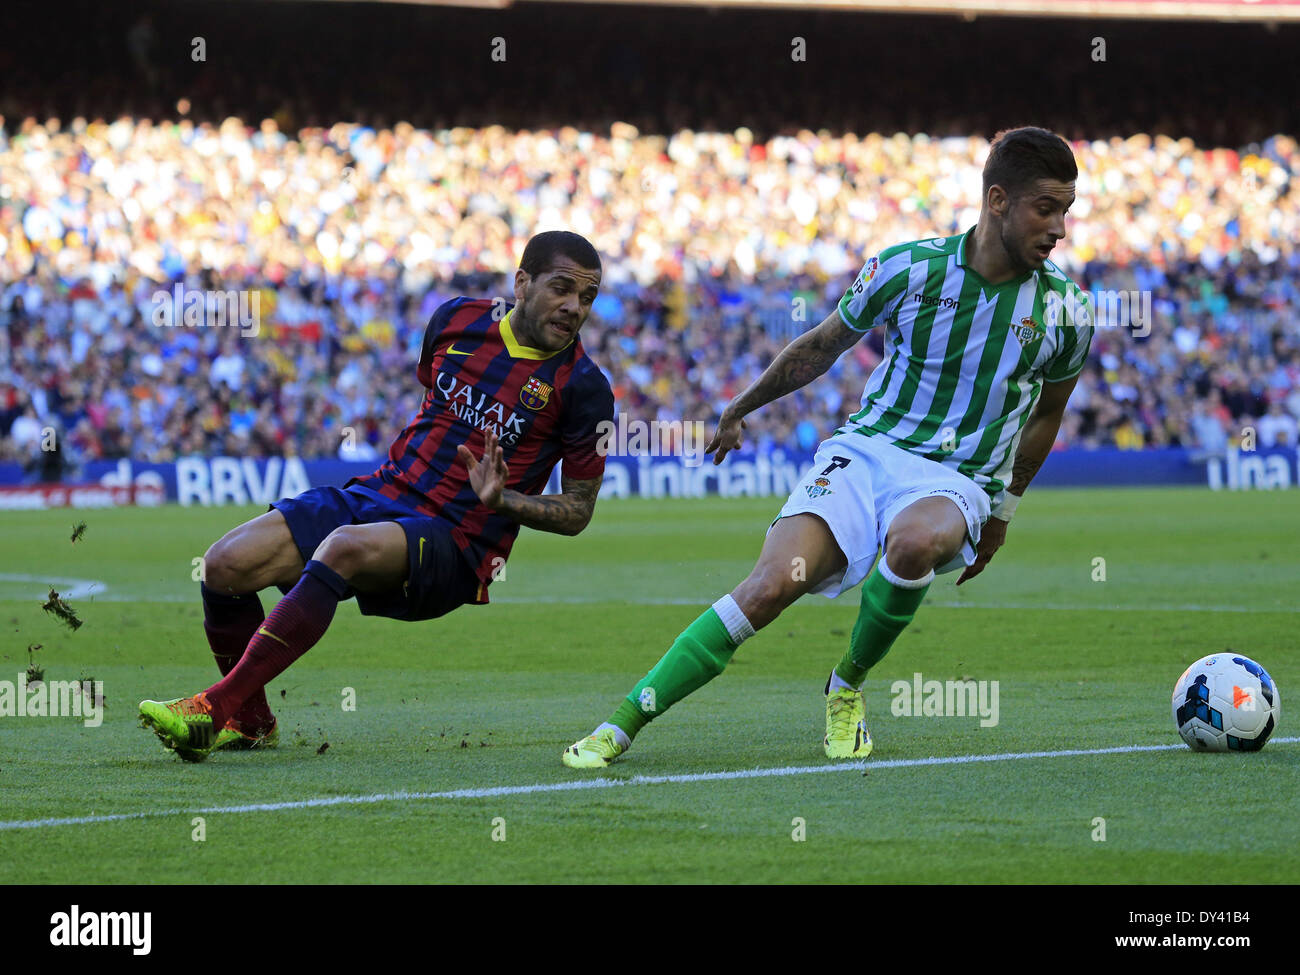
[{"x1": 1173, "y1": 653, "x2": 1281, "y2": 752}]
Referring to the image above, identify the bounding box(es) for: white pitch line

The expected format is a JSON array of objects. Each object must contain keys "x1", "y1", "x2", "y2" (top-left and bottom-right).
[
  {"x1": 2, "y1": 737, "x2": 1296, "y2": 833},
  {"x1": 0, "y1": 577, "x2": 1281, "y2": 614}
]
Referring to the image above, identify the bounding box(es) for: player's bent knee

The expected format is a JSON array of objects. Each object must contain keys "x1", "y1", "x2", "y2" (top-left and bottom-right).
[
  {"x1": 313, "y1": 527, "x2": 370, "y2": 580},
  {"x1": 886, "y1": 525, "x2": 960, "y2": 576},
  {"x1": 202, "y1": 537, "x2": 251, "y2": 591},
  {"x1": 202, "y1": 514, "x2": 303, "y2": 592}
]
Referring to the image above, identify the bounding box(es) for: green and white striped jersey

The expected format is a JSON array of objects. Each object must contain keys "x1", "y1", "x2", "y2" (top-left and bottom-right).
[{"x1": 836, "y1": 227, "x2": 1093, "y2": 501}]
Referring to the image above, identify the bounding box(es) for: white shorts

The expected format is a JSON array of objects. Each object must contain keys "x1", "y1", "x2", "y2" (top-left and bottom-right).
[{"x1": 772, "y1": 431, "x2": 992, "y2": 598}]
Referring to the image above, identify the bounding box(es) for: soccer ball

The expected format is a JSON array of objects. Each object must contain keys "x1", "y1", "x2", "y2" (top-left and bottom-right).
[{"x1": 1172, "y1": 653, "x2": 1281, "y2": 751}]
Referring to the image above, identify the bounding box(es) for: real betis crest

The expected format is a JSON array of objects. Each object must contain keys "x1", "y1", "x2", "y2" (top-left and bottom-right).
[
  {"x1": 1010, "y1": 316, "x2": 1043, "y2": 347},
  {"x1": 806, "y1": 476, "x2": 833, "y2": 499},
  {"x1": 520, "y1": 376, "x2": 553, "y2": 410}
]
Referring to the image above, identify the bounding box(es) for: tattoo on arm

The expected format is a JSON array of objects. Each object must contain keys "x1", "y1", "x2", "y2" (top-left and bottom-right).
[
  {"x1": 1007, "y1": 410, "x2": 1061, "y2": 496},
  {"x1": 732, "y1": 313, "x2": 862, "y2": 417},
  {"x1": 495, "y1": 475, "x2": 601, "y2": 537},
  {"x1": 1009, "y1": 452, "x2": 1045, "y2": 496},
  {"x1": 1008, "y1": 376, "x2": 1080, "y2": 496}
]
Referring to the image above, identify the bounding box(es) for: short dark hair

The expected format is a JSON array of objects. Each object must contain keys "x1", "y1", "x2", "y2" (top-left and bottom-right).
[
  {"x1": 519, "y1": 231, "x2": 601, "y2": 278},
  {"x1": 983, "y1": 127, "x2": 1078, "y2": 200}
]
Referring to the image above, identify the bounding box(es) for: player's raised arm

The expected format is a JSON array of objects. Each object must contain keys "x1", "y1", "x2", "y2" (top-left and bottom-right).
[
  {"x1": 496, "y1": 474, "x2": 601, "y2": 537},
  {"x1": 707, "y1": 308, "x2": 865, "y2": 464},
  {"x1": 457, "y1": 430, "x2": 600, "y2": 536}
]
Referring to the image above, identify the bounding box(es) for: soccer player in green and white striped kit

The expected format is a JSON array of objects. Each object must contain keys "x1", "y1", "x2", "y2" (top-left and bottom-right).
[{"x1": 564, "y1": 126, "x2": 1095, "y2": 767}]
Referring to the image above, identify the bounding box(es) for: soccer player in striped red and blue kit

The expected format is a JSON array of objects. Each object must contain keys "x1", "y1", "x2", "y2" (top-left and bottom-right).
[{"x1": 139, "y1": 231, "x2": 614, "y2": 760}]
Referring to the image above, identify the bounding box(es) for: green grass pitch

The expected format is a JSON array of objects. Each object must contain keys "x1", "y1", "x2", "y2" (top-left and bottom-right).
[{"x1": 0, "y1": 487, "x2": 1296, "y2": 883}]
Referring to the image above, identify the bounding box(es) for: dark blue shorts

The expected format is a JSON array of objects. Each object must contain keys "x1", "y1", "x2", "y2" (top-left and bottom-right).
[{"x1": 269, "y1": 485, "x2": 484, "y2": 622}]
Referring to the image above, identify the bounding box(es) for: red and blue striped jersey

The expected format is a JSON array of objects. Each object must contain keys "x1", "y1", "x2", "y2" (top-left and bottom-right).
[{"x1": 346, "y1": 297, "x2": 614, "y2": 596}]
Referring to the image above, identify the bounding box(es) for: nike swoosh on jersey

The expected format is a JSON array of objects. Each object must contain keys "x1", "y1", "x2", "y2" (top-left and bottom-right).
[{"x1": 445, "y1": 343, "x2": 473, "y2": 356}]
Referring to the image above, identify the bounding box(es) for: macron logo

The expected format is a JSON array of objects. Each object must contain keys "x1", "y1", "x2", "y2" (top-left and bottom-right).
[{"x1": 49, "y1": 906, "x2": 151, "y2": 955}]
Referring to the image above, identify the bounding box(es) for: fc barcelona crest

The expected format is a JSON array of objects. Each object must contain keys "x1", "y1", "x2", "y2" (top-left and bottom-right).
[
  {"x1": 520, "y1": 376, "x2": 552, "y2": 410},
  {"x1": 1011, "y1": 316, "x2": 1043, "y2": 347}
]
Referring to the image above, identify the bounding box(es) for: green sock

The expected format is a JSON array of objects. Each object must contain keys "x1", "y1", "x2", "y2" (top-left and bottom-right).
[
  {"x1": 609, "y1": 698, "x2": 648, "y2": 739},
  {"x1": 607, "y1": 608, "x2": 738, "y2": 741},
  {"x1": 833, "y1": 564, "x2": 931, "y2": 687}
]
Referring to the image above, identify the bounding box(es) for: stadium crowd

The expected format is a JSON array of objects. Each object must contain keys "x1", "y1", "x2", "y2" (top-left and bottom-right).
[{"x1": 1, "y1": 114, "x2": 1298, "y2": 475}]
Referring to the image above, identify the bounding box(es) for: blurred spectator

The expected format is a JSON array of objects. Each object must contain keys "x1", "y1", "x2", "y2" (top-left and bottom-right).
[
  {"x1": 0, "y1": 117, "x2": 1297, "y2": 464},
  {"x1": 1189, "y1": 402, "x2": 1230, "y2": 454},
  {"x1": 1258, "y1": 400, "x2": 1298, "y2": 448}
]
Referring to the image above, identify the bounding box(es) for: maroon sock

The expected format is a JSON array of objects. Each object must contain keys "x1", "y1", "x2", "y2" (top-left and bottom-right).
[
  {"x1": 201, "y1": 583, "x2": 275, "y2": 727},
  {"x1": 202, "y1": 561, "x2": 348, "y2": 730}
]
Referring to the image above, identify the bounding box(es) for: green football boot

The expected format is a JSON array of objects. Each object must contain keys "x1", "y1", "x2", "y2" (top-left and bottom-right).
[
  {"x1": 138, "y1": 694, "x2": 217, "y2": 762},
  {"x1": 214, "y1": 716, "x2": 279, "y2": 751},
  {"x1": 562, "y1": 728, "x2": 626, "y2": 769},
  {"x1": 824, "y1": 686, "x2": 873, "y2": 759}
]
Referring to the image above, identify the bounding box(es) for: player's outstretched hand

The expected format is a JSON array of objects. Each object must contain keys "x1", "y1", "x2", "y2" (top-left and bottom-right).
[
  {"x1": 457, "y1": 429, "x2": 509, "y2": 510},
  {"x1": 956, "y1": 516, "x2": 1008, "y2": 586},
  {"x1": 706, "y1": 405, "x2": 748, "y2": 466}
]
